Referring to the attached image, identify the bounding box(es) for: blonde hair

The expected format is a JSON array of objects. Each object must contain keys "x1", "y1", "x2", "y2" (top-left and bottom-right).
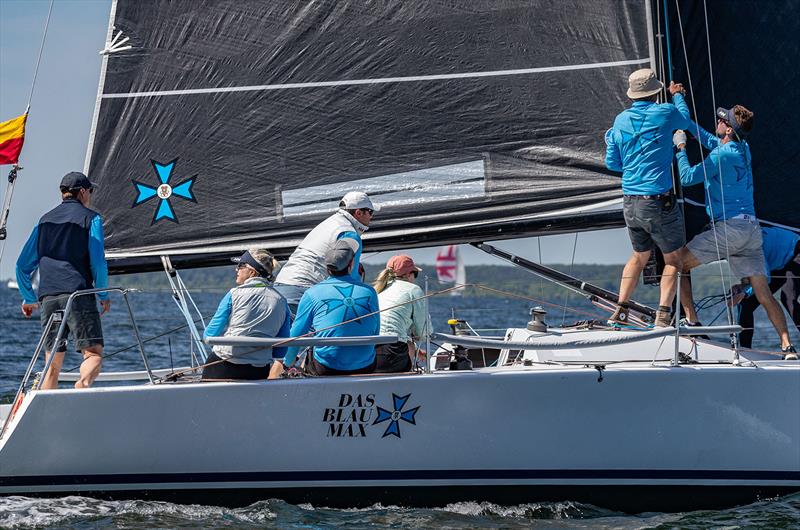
[{"x1": 373, "y1": 267, "x2": 396, "y2": 294}]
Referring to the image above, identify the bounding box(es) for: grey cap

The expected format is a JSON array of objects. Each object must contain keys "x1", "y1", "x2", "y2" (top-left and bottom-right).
[
  {"x1": 626, "y1": 68, "x2": 664, "y2": 99},
  {"x1": 325, "y1": 238, "x2": 359, "y2": 271},
  {"x1": 60, "y1": 171, "x2": 97, "y2": 190}
]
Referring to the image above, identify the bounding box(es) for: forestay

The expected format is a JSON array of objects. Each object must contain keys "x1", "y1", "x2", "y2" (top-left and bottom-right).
[{"x1": 85, "y1": 0, "x2": 654, "y2": 272}]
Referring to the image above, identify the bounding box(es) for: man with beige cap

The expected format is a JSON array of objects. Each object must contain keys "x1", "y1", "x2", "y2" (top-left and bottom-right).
[{"x1": 605, "y1": 68, "x2": 692, "y2": 327}]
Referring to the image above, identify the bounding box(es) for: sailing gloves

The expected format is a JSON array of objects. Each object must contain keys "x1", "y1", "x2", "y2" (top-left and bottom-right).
[{"x1": 673, "y1": 130, "x2": 687, "y2": 150}]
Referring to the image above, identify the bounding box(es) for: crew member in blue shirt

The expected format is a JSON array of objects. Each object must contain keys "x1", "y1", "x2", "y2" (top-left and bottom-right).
[
  {"x1": 605, "y1": 68, "x2": 692, "y2": 327},
  {"x1": 271, "y1": 238, "x2": 380, "y2": 377},
  {"x1": 674, "y1": 106, "x2": 795, "y2": 355},
  {"x1": 16, "y1": 172, "x2": 110, "y2": 389},
  {"x1": 727, "y1": 227, "x2": 800, "y2": 353}
]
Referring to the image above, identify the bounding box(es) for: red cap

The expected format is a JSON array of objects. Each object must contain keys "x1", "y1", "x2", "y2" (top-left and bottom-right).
[{"x1": 386, "y1": 254, "x2": 422, "y2": 276}]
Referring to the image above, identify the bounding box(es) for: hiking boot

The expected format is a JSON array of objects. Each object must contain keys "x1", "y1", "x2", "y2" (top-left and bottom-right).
[
  {"x1": 654, "y1": 309, "x2": 672, "y2": 328},
  {"x1": 781, "y1": 344, "x2": 798, "y2": 361},
  {"x1": 608, "y1": 304, "x2": 629, "y2": 326}
]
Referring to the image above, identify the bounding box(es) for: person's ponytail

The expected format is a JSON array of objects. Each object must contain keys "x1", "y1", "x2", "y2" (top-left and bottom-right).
[{"x1": 373, "y1": 268, "x2": 396, "y2": 294}]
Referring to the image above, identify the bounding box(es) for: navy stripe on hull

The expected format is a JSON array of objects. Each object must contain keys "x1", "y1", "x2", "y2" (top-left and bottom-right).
[
  {"x1": 2, "y1": 468, "x2": 800, "y2": 488},
  {"x1": 5, "y1": 484, "x2": 799, "y2": 513}
]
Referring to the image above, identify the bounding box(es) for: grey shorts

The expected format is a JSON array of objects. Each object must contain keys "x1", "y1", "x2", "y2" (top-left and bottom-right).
[
  {"x1": 40, "y1": 294, "x2": 104, "y2": 352},
  {"x1": 623, "y1": 195, "x2": 686, "y2": 254},
  {"x1": 686, "y1": 218, "x2": 767, "y2": 279}
]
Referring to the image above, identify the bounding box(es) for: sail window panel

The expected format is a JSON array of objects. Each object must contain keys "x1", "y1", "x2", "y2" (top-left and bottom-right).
[{"x1": 282, "y1": 160, "x2": 486, "y2": 217}]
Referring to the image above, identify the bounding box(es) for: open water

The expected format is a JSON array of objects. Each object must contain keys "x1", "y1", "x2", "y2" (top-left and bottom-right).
[{"x1": 0, "y1": 286, "x2": 798, "y2": 529}]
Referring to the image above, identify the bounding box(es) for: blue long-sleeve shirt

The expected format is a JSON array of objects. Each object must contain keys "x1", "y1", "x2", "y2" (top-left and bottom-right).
[
  {"x1": 15, "y1": 215, "x2": 108, "y2": 304},
  {"x1": 676, "y1": 123, "x2": 756, "y2": 221},
  {"x1": 761, "y1": 226, "x2": 799, "y2": 275},
  {"x1": 605, "y1": 93, "x2": 691, "y2": 195},
  {"x1": 283, "y1": 275, "x2": 379, "y2": 371}
]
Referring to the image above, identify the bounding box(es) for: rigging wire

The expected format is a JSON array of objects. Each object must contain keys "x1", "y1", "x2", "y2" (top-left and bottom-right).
[
  {"x1": 26, "y1": 0, "x2": 55, "y2": 112},
  {"x1": 560, "y1": 233, "x2": 579, "y2": 325},
  {"x1": 0, "y1": 0, "x2": 55, "y2": 268},
  {"x1": 673, "y1": 0, "x2": 735, "y2": 329}
]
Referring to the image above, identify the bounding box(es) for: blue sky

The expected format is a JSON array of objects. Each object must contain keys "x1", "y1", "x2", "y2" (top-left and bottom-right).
[{"x1": 0, "y1": 0, "x2": 632, "y2": 278}]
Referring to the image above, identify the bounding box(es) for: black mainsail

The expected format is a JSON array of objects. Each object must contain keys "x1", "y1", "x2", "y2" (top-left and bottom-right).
[
  {"x1": 86, "y1": 0, "x2": 655, "y2": 272},
  {"x1": 665, "y1": 0, "x2": 800, "y2": 236}
]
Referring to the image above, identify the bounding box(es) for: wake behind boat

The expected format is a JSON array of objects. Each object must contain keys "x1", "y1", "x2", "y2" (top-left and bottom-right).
[{"x1": 1, "y1": 0, "x2": 799, "y2": 514}]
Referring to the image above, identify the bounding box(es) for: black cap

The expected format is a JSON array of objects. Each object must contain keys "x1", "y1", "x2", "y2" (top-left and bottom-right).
[{"x1": 60, "y1": 171, "x2": 97, "y2": 191}]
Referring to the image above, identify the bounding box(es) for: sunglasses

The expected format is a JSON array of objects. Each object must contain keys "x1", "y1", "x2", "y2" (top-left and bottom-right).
[
  {"x1": 236, "y1": 263, "x2": 250, "y2": 271},
  {"x1": 411, "y1": 270, "x2": 419, "y2": 279},
  {"x1": 360, "y1": 208, "x2": 374, "y2": 215}
]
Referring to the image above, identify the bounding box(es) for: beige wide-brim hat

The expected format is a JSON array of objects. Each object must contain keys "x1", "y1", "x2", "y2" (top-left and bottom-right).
[{"x1": 626, "y1": 68, "x2": 664, "y2": 99}]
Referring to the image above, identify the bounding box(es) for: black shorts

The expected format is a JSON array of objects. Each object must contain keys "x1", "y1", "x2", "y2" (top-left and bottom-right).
[
  {"x1": 40, "y1": 294, "x2": 103, "y2": 353},
  {"x1": 374, "y1": 341, "x2": 413, "y2": 373},
  {"x1": 623, "y1": 195, "x2": 686, "y2": 254},
  {"x1": 201, "y1": 352, "x2": 270, "y2": 380},
  {"x1": 304, "y1": 354, "x2": 376, "y2": 376}
]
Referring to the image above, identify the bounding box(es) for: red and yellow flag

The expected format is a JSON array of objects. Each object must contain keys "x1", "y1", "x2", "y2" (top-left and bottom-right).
[{"x1": 0, "y1": 113, "x2": 27, "y2": 165}]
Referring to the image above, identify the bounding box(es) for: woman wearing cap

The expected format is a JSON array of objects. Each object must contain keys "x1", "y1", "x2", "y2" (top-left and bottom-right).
[
  {"x1": 202, "y1": 248, "x2": 292, "y2": 380},
  {"x1": 373, "y1": 255, "x2": 432, "y2": 373}
]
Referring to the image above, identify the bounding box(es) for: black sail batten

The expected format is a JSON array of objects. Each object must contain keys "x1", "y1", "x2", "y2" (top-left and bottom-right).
[
  {"x1": 86, "y1": 0, "x2": 655, "y2": 273},
  {"x1": 666, "y1": 1, "x2": 800, "y2": 235}
]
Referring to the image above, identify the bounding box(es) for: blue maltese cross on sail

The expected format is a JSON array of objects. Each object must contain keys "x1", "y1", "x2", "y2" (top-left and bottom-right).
[
  {"x1": 373, "y1": 393, "x2": 420, "y2": 438},
  {"x1": 131, "y1": 159, "x2": 197, "y2": 224}
]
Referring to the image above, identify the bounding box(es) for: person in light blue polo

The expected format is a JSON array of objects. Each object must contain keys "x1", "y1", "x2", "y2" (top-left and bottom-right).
[
  {"x1": 674, "y1": 106, "x2": 795, "y2": 355},
  {"x1": 727, "y1": 227, "x2": 800, "y2": 352},
  {"x1": 272, "y1": 238, "x2": 379, "y2": 377},
  {"x1": 15, "y1": 172, "x2": 109, "y2": 389},
  {"x1": 605, "y1": 68, "x2": 692, "y2": 327}
]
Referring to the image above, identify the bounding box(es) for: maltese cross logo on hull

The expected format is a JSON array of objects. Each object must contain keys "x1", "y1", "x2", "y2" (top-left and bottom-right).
[
  {"x1": 131, "y1": 159, "x2": 197, "y2": 224},
  {"x1": 373, "y1": 393, "x2": 420, "y2": 438}
]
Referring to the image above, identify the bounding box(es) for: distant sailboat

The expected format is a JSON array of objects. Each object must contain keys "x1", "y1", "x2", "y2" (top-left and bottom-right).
[{"x1": 435, "y1": 245, "x2": 465, "y2": 295}]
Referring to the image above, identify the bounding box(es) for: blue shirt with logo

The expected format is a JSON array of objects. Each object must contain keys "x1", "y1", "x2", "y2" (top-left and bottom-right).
[
  {"x1": 605, "y1": 93, "x2": 691, "y2": 195},
  {"x1": 283, "y1": 275, "x2": 379, "y2": 371},
  {"x1": 676, "y1": 123, "x2": 756, "y2": 220}
]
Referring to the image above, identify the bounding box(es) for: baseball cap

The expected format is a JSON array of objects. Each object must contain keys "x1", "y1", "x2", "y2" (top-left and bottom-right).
[
  {"x1": 716, "y1": 106, "x2": 747, "y2": 137},
  {"x1": 60, "y1": 171, "x2": 97, "y2": 191},
  {"x1": 340, "y1": 191, "x2": 379, "y2": 211},
  {"x1": 231, "y1": 248, "x2": 278, "y2": 279},
  {"x1": 626, "y1": 68, "x2": 664, "y2": 99},
  {"x1": 325, "y1": 238, "x2": 359, "y2": 271},
  {"x1": 386, "y1": 254, "x2": 422, "y2": 276}
]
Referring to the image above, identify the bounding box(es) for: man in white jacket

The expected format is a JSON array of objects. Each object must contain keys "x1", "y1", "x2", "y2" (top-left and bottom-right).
[{"x1": 274, "y1": 191, "x2": 378, "y2": 312}]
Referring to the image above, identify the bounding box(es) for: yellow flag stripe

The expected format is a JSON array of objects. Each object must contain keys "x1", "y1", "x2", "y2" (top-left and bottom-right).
[{"x1": 0, "y1": 114, "x2": 27, "y2": 144}]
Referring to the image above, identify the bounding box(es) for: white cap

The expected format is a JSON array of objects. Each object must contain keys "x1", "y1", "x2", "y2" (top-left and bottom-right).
[{"x1": 340, "y1": 191, "x2": 379, "y2": 211}]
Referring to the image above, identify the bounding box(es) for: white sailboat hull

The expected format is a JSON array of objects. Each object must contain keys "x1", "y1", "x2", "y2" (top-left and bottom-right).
[{"x1": 1, "y1": 356, "x2": 799, "y2": 511}]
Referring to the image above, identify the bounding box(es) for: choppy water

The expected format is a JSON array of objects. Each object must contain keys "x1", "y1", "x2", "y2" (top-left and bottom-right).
[
  {"x1": 0, "y1": 286, "x2": 798, "y2": 528},
  {"x1": 1, "y1": 495, "x2": 799, "y2": 529}
]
